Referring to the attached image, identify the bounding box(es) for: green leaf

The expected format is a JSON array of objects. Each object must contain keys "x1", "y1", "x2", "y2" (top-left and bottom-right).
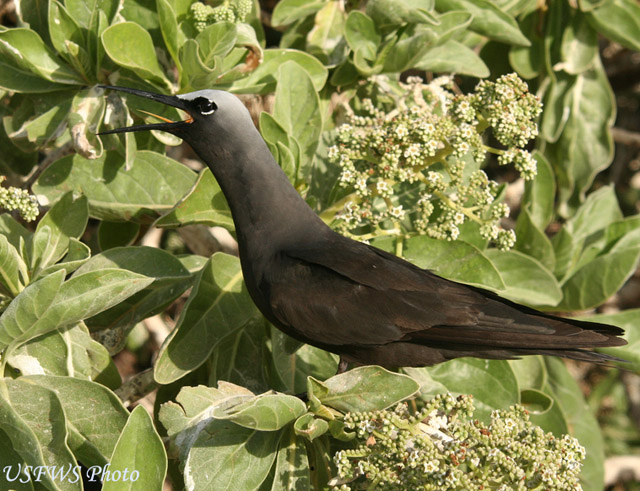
[
  {"x1": 366, "y1": 0, "x2": 437, "y2": 29},
  {"x1": 29, "y1": 192, "x2": 88, "y2": 276},
  {"x1": 0, "y1": 214, "x2": 30, "y2": 250},
  {"x1": 155, "y1": 167, "x2": 233, "y2": 230},
  {"x1": 539, "y1": 74, "x2": 574, "y2": 143},
  {"x1": 274, "y1": 61, "x2": 323, "y2": 181},
  {"x1": 212, "y1": 393, "x2": 307, "y2": 431},
  {"x1": 270, "y1": 327, "x2": 338, "y2": 394},
  {"x1": 33, "y1": 151, "x2": 197, "y2": 223},
  {"x1": 103, "y1": 406, "x2": 167, "y2": 491},
  {"x1": 514, "y1": 208, "x2": 555, "y2": 271},
  {"x1": 545, "y1": 63, "x2": 615, "y2": 212},
  {"x1": 98, "y1": 221, "x2": 140, "y2": 250},
  {"x1": 198, "y1": 21, "x2": 238, "y2": 65},
  {"x1": 0, "y1": 28, "x2": 84, "y2": 85},
  {"x1": 559, "y1": 11, "x2": 598, "y2": 74},
  {"x1": 520, "y1": 388, "x2": 554, "y2": 414},
  {"x1": 101, "y1": 22, "x2": 170, "y2": 90},
  {"x1": 26, "y1": 375, "x2": 129, "y2": 466},
  {"x1": 9, "y1": 322, "x2": 118, "y2": 383},
  {"x1": 484, "y1": 249, "x2": 562, "y2": 307},
  {"x1": 344, "y1": 11, "x2": 380, "y2": 61},
  {"x1": 294, "y1": 413, "x2": 330, "y2": 442},
  {"x1": 541, "y1": 358, "x2": 605, "y2": 491},
  {"x1": 581, "y1": 309, "x2": 640, "y2": 371},
  {"x1": 0, "y1": 378, "x2": 79, "y2": 491},
  {"x1": 185, "y1": 420, "x2": 280, "y2": 490},
  {"x1": 228, "y1": 49, "x2": 328, "y2": 94},
  {"x1": 154, "y1": 253, "x2": 260, "y2": 384},
  {"x1": 405, "y1": 359, "x2": 519, "y2": 422},
  {"x1": 434, "y1": 0, "x2": 530, "y2": 46},
  {"x1": 260, "y1": 111, "x2": 298, "y2": 181},
  {"x1": 37, "y1": 238, "x2": 92, "y2": 279},
  {"x1": 272, "y1": 426, "x2": 311, "y2": 488},
  {"x1": 382, "y1": 26, "x2": 437, "y2": 73},
  {"x1": 558, "y1": 247, "x2": 640, "y2": 310},
  {"x1": 65, "y1": 0, "x2": 119, "y2": 29},
  {"x1": 415, "y1": 39, "x2": 490, "y2": 78},
  {"x1": 271, "y1": 0, "x2": 325, "y2": 27},
  {"x1": 309, "y1": 366, "x2": 420, "y2": 413},
  {"x1": 159, "y1": 383, "x2": 279, "y2": 490},
  {"x1": 48, "y1": 1, "x2": 86, "y2": 67},
  {"x1": 565, "y1": 186, "x2": 623, "y2": 242},
  {"x1": 522, "y1": 151, "x2": 556, "y2": 229},
  {"x1": 508, "y1": 11, "x2": 544, "y2": 79},
  {"x1": 0, "y1": 268, "x2": 154, "y2": 355},
  {"x1": 306, "y1": 0, "x2": 348, "y2": 66},
  {"x1": 69, "y1": 86, "x2": 106, "y2": 159},
  {"x1": 587, "y1": 0, "x2": 640, "y2": 52},
  {"x1": 0, "y1": 56, "x2": 71, "y2": 92},
  {"x1": 0, "y1": 270, "x2": 64, "y2": 351},
  {"x1": 404, "y1": 235, "x2": 505, "y2": 291},
  {"x1": 509, "y1": 356, "x2": 547, "y2": 391},
  {"x1": 0, "y1": 234, "x2": 28, "y2": 297},
  {"x1": 157, "y1": 0, "x2": 185, "y2": 69},
  {"x1": 74, "y1": 246, "x2": 192, "y2": 348}
]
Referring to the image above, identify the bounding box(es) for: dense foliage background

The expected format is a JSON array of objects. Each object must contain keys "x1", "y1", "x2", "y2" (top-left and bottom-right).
[{"x1": 0, "y1": 0, "x2": 639, "y2": 489}]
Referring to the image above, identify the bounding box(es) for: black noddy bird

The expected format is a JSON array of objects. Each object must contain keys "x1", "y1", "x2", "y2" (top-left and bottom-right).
[{"x1": 99, "y1": 85, "x2": 626, "y2": 371}]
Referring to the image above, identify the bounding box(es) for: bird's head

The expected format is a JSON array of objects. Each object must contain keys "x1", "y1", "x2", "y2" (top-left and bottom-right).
[{"x1": 98, "y1": 85, "x2": 255, "y2": 148}]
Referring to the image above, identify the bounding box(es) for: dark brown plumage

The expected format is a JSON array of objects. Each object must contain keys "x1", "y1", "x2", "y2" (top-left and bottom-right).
[{"x1": 99, "y1": 85, "x2": 627, "y2": 369}]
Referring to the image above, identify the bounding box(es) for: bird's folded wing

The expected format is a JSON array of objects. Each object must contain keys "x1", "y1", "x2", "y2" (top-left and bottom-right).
[{"x1": 269, "y1": 237, "x2": 623, "y2": 350}]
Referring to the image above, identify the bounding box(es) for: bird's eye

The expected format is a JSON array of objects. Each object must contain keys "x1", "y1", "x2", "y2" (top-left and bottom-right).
[{"x1": 195, "y1": 97, "x2": 217, "y2": 115}]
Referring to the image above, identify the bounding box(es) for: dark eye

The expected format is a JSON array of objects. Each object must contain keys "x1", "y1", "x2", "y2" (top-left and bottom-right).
[{"x1": 195, "y1": 97, "x2": 217, "y2": 115}]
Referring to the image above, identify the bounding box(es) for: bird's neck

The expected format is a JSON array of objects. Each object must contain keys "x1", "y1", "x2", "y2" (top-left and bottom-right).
[{"x1": 190, "y1": 129, "x2": 326, "y2": 254}]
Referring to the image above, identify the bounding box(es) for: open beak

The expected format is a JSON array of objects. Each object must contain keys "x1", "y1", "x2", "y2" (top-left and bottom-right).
[{"x1": 98, "y1": 85, "x2": 192, "y2": 135}]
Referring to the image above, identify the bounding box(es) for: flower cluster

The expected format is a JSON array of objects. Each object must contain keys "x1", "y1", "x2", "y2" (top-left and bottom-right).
[
  {"x1": 328, "y1": 74, "x2": 542, "y2": 250},
  {"x1": 332, "y1": 394, "x2": 585, "y2": 490},
  {"x1": 0, "y1": 176, "x2": 39, "y2": 222},
  {"x1": 190, "y1": 0, "x2": 251, "y2": 31}
]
